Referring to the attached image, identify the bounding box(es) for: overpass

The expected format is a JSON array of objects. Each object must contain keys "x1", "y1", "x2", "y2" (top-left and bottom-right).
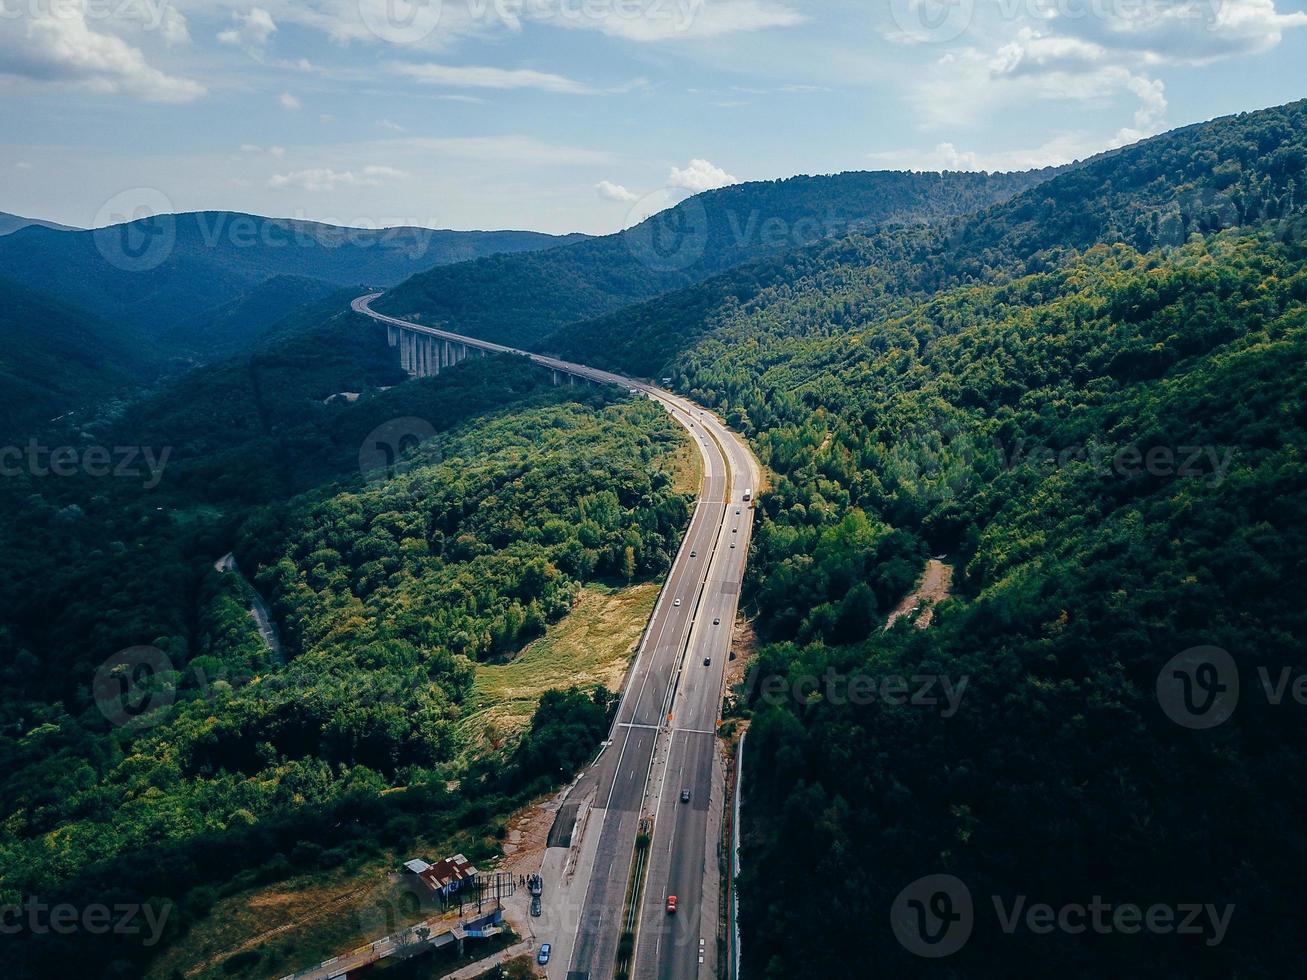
[{"x1": 353, "y1": 293, "x2": 604, "y2": 387}]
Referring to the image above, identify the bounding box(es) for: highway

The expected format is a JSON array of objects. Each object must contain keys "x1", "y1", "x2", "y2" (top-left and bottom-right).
[{"x1": 352, "y1": 294, "x2": 760, "y2": 980}]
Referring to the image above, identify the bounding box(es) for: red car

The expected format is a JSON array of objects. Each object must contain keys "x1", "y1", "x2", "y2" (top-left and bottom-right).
[{"x1": 666, "y1": 895, "x2": 678, "y2": 914}]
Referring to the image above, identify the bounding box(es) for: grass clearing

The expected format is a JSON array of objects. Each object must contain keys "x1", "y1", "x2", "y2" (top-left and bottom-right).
[
  {"x1": 461, "y1": 582, "x2": 659, "y2": 753},
  {"x1": 662, "y1": 422, "x2": 703, "y2": 496}
]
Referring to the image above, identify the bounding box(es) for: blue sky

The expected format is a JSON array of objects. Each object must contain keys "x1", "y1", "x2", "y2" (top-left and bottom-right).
[{"x1": 1, "y1": 0, "x2": 1305, "y2": 234}]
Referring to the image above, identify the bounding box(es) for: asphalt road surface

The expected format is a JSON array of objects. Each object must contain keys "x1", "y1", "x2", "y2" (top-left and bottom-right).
[{"x1": 352, "y1": 294, "x2": 760, "y2": 980}]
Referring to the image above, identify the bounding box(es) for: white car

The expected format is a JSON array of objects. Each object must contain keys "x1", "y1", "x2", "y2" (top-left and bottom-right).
[{"x1": 673, "y1": 597, "x2": 681, "y2": 607}]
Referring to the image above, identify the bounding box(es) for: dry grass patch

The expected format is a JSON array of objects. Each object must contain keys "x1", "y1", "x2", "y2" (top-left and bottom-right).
[{"x1": 461, "y1": 583, "x2": 658, "y2": 753}]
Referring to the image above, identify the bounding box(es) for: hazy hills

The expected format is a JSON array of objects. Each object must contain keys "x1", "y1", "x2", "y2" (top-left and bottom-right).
[
  {"x1": 0, "y1": 215, "x2": 587, "y2": 434},
  {"x1": 0, "y1": 210, "x2": 79, "y2": 236},
  {"x1": 545, "y1": 99, "x2": 1307, "y2": 378},
  {"x1": 374, "y1": 168, "x2": 1058, "y2": 347},
  {"x1": 0, "y1": 213, "x2": 586, "y2": 345}
]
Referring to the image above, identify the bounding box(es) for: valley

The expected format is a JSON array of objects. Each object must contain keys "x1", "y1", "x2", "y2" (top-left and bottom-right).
[{"x1": 2, "y1": 51, "x2": 1306, "y2": 980}]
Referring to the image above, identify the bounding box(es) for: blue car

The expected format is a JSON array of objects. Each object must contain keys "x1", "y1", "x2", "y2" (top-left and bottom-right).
[{"x1": 538, "y1": 943, "x2": 552, "y2": 965}]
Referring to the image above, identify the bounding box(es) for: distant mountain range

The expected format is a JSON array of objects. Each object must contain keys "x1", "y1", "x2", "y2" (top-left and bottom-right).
[
  {"x1": 374, "y1": 168, "x2": 1060, "y2": 348},
  {"x1": 0, "y1": 213, "x2": 587, "y2": 342},
  {"x1": 0, "y1": 210, "x2": 79, "y2": 236},
  {"x1": 0, "y1": 214, "x2": 587, "y2": 436}
]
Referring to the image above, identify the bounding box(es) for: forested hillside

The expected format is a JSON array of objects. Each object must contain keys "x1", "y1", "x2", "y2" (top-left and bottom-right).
[
  {"x1": 595, "y1": 101, "x2": 1307, "y2": 976},
  {"x1": 549, "y1": 101, "x2": 1307, "y2": 380},
  {"x1": 374, "y1": 169, "x2": 1055, "y2": 348},
  {"x1": 0, "y1": 277, "x2": 142, "y2": 434},
  {"x1": 0, "y1": 297, "x2": 692, "y2": 976}
]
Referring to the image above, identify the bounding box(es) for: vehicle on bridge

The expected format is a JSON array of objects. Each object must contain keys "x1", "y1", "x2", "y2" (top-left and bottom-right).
[
  {"x1": 666, "y1": 895, "x2": 678, "y2": 914},
  {"x1": 742, "y1": 488, "x2": 753, "y2": 501}
]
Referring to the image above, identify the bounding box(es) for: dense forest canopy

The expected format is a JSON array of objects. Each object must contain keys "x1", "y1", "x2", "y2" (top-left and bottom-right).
[
  {"x1": 547, "y1": 100, "x2": 1307, "y2": 382},
  {"x1": 0, "y1": 299, "x2": 692, "y2": 976},
  {"x1": 590, "y1": 100, "x2": 1307, "y2": 978}
]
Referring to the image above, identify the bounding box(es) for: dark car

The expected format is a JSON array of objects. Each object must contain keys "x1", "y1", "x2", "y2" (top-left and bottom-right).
[
  {"x1": 538, "y1": 943, "x2": 552, "y2": 965},
  {"x1": 703, "y1": 657, "x2": 711, "y2": 666},
  {"x1": 681, "y1": 788, "x2": 691, "y2": 802},
  {"x1": 531, "y1": 896, "x2": 541, "y2": 916}
]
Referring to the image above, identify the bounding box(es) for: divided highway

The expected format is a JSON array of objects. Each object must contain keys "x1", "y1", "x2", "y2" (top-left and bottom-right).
[{"x1": 352, "y1": 295, "x2": 760, "y2": 980}]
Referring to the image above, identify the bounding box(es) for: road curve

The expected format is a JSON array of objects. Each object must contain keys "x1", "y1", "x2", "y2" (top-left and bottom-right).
[{"x1": 351, "y1": 294, "x2": 760, "y2": 980}]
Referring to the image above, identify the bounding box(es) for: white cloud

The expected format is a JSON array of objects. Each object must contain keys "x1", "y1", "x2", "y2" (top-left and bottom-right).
[
  {"x1": 596, "y1": 179, "x2": 638, "y2": 202},
  {"x1": 218, "y1": 7, "x2": 277, "y2": 48},
  {"x1": 668, "y1": 158, "x2": 738, "y2": 192},
  {"x1": 268, "y1": 164, "x2": 406, "y2": 191},
  {"x1": 271, "y1": 145, "x2": 286, "y2": 157},
  {"x1": 527, "y1": 0, "x2": 804, "y2": 41},
  {"x1": 393, "y1": 62, "x2": 597, "y2": 94},
  {"x1": 319, "y1": 113, "x2": 335, "y2": 124},
  {"x1": 869, "y1": 134, "x2": 1108, "y2": 173},
  {"x1": 377, "y1": 119, "x2": 406, "y2": 132},
  {"x1": 0, "y1": 6, "x2": 204, "y2": 102},
  {"x1": 1048, "y1": 0, "x2": 1307, "y2": 66},
  {"x1": 279, "y1": 91, "x2": 301, "y2": 109},
  {"x1": 239, "y1": 143, "x2": 262, "y2": 153}
]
